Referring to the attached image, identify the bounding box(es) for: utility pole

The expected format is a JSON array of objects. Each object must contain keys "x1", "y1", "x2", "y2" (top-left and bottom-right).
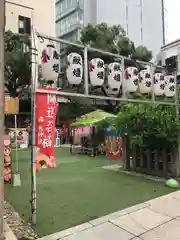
[
  {"x1": 0, "y1": 0, "x2": 5, "y2": 239},
  {"x1": 161, "y1": 0, "x2": 165, "y2": 45}
]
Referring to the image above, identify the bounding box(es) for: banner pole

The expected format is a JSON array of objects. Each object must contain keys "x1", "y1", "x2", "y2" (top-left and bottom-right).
[
  {"x1": 12, "y1": 114, "x2": 21, "y2": 187},
  {"x1": 30, "y1": 26, "x2": 38, "y2": 225},
  {"x1": 14, "y1": 115, "x2": 18, "y2": 172}
]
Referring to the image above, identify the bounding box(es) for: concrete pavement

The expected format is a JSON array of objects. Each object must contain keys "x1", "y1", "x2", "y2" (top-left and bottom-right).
[{"x1": 38, "y1": 190, "x2": 180, "y2": 240}]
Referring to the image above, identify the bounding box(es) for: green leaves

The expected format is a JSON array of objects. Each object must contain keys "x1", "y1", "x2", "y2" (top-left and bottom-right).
[
  {"x1": 80, "y1": 23, "x2": 152, "y2": 61},
  {"x1": 135, "y1": 45, "x2": 152, "y2": 62},
  {"x1": 115, "y1": 103, "x2": 180, "y2": 148},
  {"x1": 5, "y1": 31, "x2": 31, "y2": 97}
]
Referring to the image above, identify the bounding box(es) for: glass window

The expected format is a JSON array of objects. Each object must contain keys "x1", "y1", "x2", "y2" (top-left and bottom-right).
[
  {"x1": 56, "y1": 23, "x2": 60, "y2": 35},
  {"x1": 78, "y1": 10, "x2": 83, "y2": 21},
  {"x1": 56, "y1": 4, "x2": 61, "y2": 17},
  {"x1": 61, "y1": 0, "x2": 66, "y2": 13},
  {"x1": 72, "y1": 0, "x2": 77, "y2": 8},
  {"x1": 59, "y1": 9, "x2": 82, "y2": 34},
  {"x1": 18, "y1": 15, "x2": 31, "y2": 35},
  {"x1": 77, "y1": 0, "x2": 83, "y2": 7}
]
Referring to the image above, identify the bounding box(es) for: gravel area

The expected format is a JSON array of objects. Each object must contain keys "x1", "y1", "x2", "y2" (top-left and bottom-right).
[{"x1": 4, "y1": 201, "x2": 38, "y2": 240}]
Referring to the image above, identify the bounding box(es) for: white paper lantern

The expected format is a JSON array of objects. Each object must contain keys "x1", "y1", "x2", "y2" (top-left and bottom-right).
[
  {"x1": 124, "y1": 67, "x2": 139, "y2": 93},
  {"x1": 107, "y1": 62, "x2": 122, "y2": 93},
  {"x1": 154, "y1": 73, "x2": 165, "y2": 96},
  {"x1": 89, "y1": 58, "x2": 104, "y2": 86},
  {"x1": 66, "y1": 52, "x2": 83, "y2": 85},
  {"x1": 164, "y1": 75, "x2": 175, "y2": 97},
  {"x1": 139, "y1": 70, "x2": 152, "y2": 94},
  {"x1": 41, "y1": 44, "x2": 60, "y2": 82},
  {"x1": 104, "y1": 85, "x2": 119, "y2": 96}
]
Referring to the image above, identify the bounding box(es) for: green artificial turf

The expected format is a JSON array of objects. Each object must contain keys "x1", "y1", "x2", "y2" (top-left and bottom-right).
[{"x1": 5, "y1": 147, "x2": 173, "y2": 237}]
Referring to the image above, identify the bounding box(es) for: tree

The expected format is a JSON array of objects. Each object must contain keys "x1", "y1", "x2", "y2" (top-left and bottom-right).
[
  {"x1": 80, "y1": 23, "x2": 132, "y2": 57},
  {"x1": 114, "y1": 103, "x2": 180, "y2": 149},
  {"x1": 5, "y1": 30, "x2": 31, "y2": 97},
  {"x1": 80, "y1": 23, "x2": 152, "y2": 62},
  {"x1": 135, "y1": 45, "x2": 152, "y2": 62}
]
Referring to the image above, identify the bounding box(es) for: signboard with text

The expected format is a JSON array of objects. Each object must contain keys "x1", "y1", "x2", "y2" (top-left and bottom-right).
[
  {"x1": 4, "y1": 96, "x2": 19, "y2": 115},
  {"x1": 35, "y1": 87, "x2": 58, "y2": 168}
]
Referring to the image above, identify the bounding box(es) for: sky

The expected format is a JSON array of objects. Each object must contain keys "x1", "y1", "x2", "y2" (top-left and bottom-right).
[{"x1": 165, "y1": 0, "x2": 180, "y2": 43}]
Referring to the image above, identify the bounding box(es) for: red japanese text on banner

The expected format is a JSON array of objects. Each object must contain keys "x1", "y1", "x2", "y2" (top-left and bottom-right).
[{"x1": 35, "y1": 87, "x2": 58, "y2": 168}]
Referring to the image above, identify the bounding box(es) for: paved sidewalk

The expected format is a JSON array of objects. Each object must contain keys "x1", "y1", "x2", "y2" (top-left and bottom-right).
[{"x1": 38, "y1": 190, "x2": 180, "y2": 240}]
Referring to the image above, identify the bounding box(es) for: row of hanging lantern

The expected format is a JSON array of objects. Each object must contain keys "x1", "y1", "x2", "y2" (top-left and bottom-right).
[
  {"x1": 65, "y1": 53, "x2": 175, "y2": 98},
  {"x1": 40, "y1": 45, "x2": 175, "y2": 98}
]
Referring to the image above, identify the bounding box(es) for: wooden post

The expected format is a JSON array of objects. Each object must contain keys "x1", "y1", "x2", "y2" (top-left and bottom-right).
[
  {"x1": 146, "y1": 149, "x2": 151, "y2": 172},
  {"x1": 122, "y1": 135, "x2": 130, "y2": 170},
  {"x1": 171, "y1": 147, "x2": 180, "y2": 178},
  {"x1": 154, "y1": 149, "x2": 159, "y2": 174},
  {"x1": 162, "y1": 149, "x2": 168, "y2": 176}
]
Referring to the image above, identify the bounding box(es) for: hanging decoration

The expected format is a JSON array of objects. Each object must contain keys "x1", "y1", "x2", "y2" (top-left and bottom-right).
[
  {"x1": 107, "y1": 62, "x2": 122, "y2": 95},
  {"x1": 124, "y1": 67, "x2": 139, "y2": 92},
  {"x1": 41, "y1": 44, "x2": 60, "y2": 84},
  {"x1": 164, "y1": 75, "x2": 175, "y2": 98},
  {"x1": 154, "y1": 72, "x2": 165, "y2": 96},
  {"x1": 35, "y1": 88, "x2": 58, "y2": 170},
  {"x1": 139, "y1": 69, "x2": 152, "y2": 94},
  {"x1": 89, "y1": 58, "x2": 105, "y2": 86},
  {"x1": 66, "y1": 52, "x2": 83, "y2": 85},
  {"x1": 4, "y1": 134, "x2": 12, "y2": 183}
]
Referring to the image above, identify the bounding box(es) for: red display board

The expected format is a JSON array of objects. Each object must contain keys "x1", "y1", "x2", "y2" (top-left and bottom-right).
[
  {"x1": 35, "y1": 87, "x2": 58, "y2": 169},
  {"x1": 106, "y1": 137, "x2": 122, "y2": 159}
]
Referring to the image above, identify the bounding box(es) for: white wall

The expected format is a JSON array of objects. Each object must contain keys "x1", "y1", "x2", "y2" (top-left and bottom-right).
[
  {"x1": 6, "y1": 0, "x2": 56, "y2": 62},
  {"x1": 5, "y1": 0, "x2": 55, "y2": 36},
  {"x1": 164, "y1": 0, "x2": 180, "y2": 43}
]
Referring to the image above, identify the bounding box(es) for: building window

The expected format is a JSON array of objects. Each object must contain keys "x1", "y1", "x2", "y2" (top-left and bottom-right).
[{"x1": 18, "y1": 16, "x2": 31, "y2": 35}]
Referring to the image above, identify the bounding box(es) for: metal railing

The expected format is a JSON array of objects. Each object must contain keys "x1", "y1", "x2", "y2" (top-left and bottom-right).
[{"x1": 36, "y1": 32, "x2": 173, "y2": 105}]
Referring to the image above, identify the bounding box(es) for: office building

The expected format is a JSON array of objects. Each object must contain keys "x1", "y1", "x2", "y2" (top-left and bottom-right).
[{"x1": 56, "y1": 0, "x2": 165, "y2": 55}]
